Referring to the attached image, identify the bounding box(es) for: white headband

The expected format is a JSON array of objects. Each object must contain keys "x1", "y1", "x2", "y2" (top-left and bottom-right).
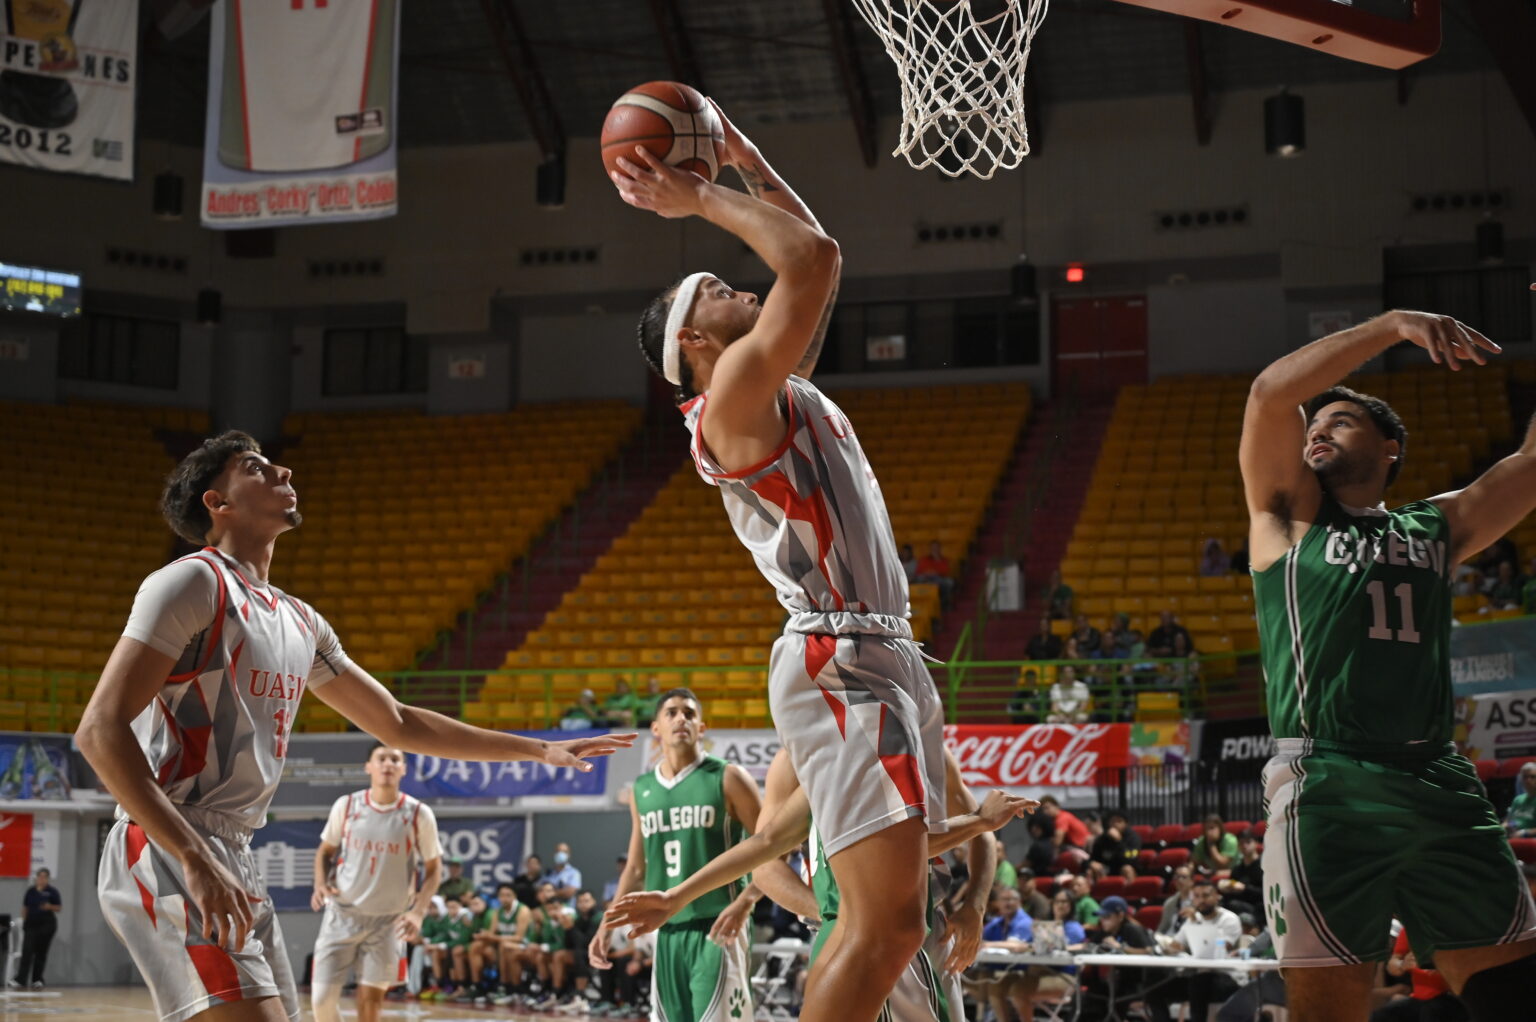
[{"x1": 663, "y1": 271, "x2": 715, "y2": 386}]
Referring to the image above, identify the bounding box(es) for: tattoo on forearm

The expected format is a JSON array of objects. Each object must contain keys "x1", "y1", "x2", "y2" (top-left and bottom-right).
[
  {"x1": 796, "y1": 280, "x2": 840, "y2": 375},
  {"x1": 738, "y1": 162, "x2": 780, "y2": 198}
]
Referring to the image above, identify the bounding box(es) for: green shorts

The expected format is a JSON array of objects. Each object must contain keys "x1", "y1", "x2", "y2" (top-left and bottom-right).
[
  {"x1": 1262, "y1": 738, "x2": 1536, "y2": 967},
  {"x1": 652, "y1": 921, "x2": 751, "y2": 1022}
]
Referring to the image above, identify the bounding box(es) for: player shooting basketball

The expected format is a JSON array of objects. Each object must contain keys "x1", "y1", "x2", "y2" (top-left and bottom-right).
[{"x1": 612, "y1": 103, "x2": 946, "y2": 1022}]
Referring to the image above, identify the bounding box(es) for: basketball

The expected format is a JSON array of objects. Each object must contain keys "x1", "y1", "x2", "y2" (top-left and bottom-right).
[{"x1": 600, "y1": 81, "x2": 725, "y2": 183}]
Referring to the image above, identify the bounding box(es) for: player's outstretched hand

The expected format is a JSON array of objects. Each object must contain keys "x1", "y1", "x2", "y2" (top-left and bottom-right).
[
  {"x1": 611, "y1": 147, "x2": 708, "y2": 220},
  {"x1": 310, "y1": 882, "x2": 340, "y2": 912},
  {"x1": 977, "y1": 788, "x2": 1040, "y2": 830},
  {"x1": 587, "y1": 925, "x2": 614, "y2": 971},
  {"x1": 941, "y1": 901, "x2": 985, "y2": 975},
  {"x1": 183, "y1": 853, "x2": 262, "y2": 951},
  {"x1": 605, "y1": 889, "x2": 679, "y2": 938},
  {"x1": 706, "y1": 895, "x2": 752, "y2": 946},
  {"x1": 1391, "y1": 309, "x2": 1501, "y2": 371},
  {"x1": 542, "y1": 732, "x2": 637, "y2": 772}
]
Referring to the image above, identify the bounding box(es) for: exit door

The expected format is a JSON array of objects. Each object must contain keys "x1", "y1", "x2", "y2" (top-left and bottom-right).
[{"x1": 1052, "y1": 295, "x2": 1148, "y2": 399}]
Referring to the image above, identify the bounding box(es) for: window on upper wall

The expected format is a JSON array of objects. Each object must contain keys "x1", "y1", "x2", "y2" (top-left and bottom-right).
[
  {"x1": 58, "y1": 312, "x2": 180, "y2": 390},
  {"x1": 1384, "y1": 263, "x2": 1533, "y2": 346},
  {"x1": 322, "y1": 326, "x2": 427, "y2": 396},
  {"x1": 827, "y1": 294, "x2": 1040, "y2": 374}
]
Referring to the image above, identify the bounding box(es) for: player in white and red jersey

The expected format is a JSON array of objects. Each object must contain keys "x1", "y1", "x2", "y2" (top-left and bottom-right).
[
  {"x1": 613, "y1": 103, "x2": 944, "y2": 1022},
  {"x1": 310, "y1": 744, "x2": 440, "y2": 1022},
  {"x1": 76, "y1": 431, "x2": 634, "y2": 1022}
]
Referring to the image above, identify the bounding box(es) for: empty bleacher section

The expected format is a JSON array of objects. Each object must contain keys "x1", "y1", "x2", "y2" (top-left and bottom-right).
[
  {"x1": 472, "y1": 382, "x2": 1032, "y2": 730},
  {"x1": 272, "y1": 402, "x2": 640, "y2": 732},
  {"x1": 0, "y1": 402, "x2": 206, "y2": 732},
  {"x1": 1056, "y1": 364, "x2": 1513, "y2": 702}
]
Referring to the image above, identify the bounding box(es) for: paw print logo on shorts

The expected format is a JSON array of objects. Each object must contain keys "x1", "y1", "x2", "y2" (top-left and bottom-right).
[
  {"x1": 1266, "y1": 883, "x2": 1287, "y2": 938},
  {"x1": 729, "y1": 986, "x2": 748, "y2": 1019}
]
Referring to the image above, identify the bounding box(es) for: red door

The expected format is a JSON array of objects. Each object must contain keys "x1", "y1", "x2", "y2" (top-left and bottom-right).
[{"x1": 1052, "y1": 295, "x2": 1148, "y2": 399}]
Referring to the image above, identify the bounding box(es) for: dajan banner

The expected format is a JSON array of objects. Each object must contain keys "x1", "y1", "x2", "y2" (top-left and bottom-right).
[
  {"x1": 401, "y1": 730, "x2": 609, "y2": 802},
  {"x1": 0, "y1": 0, "x2": 138, "y2": 180},
  {"x1": 642, "y1": 730, "x2": 782, "y2": 782},
  {"x1": 202, "y1": 0, "x2": 399, "y2": 228},
  {"x1": 944, "y1": 724, "x2": 1133, "y2": 796},
  {"x1": 253, "y1": 815, "x2": 527, "y2": 912}
]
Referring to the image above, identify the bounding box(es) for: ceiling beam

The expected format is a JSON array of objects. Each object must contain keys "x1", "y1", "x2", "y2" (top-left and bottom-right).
[
  {"x1": 479, "y1": 0, "x2": 565, "y2": 158},
  {"x1": 1463, "y1": 0, "x2": 1536, "y2": 143},
  {"x1": 1183, "y1": 22, "x2": 1213, "y2": 146},
  {"x1": 821, "y1": 0, "x2": 879, "y2": 168},
  {"x1": 648, "y1": 0, "x2": 706, "y2": 91}
]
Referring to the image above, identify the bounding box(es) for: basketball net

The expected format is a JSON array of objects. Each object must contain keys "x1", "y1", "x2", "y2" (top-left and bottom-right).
[{"x1": 849, "y1": 0, "x2": 1049, "y2": 179}]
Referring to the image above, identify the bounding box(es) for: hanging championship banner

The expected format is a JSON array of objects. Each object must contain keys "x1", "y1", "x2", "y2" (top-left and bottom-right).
[
  {"x1": 201, "y1": 0, "x2": 399, "y2": 228},
  {"x1": 0, "y1": 0, "x2": 138, "y2": 180}
]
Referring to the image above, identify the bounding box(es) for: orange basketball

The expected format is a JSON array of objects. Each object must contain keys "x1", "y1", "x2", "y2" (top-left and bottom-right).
[{"x1": 600, "y1": 81, "x2": 725, "y2": 184}]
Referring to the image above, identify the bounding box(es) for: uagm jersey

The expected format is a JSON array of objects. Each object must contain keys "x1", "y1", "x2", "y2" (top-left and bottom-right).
[
  {"x1": 217, "y1": 0, "x2": 396, "y2": 172},
  {"x1": 683, "y1": 375, "x2": 910, "y2": 625},
  {"x1": 122, "y1": 548, "x2": 349, "y2": 831},
  {"x1": 1254, "y1": 494, "x2": 1454, "y2": 747},
  {"x1": 321, "y1": 791, "x2": 440, "y2": 915},
  {"x1": 634, "y1": 755, "x2": 743, "y2": 927}
]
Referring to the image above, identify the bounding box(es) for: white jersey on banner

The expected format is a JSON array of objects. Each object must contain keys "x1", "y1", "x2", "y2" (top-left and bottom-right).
[
  {"x1": 321, "y1": 790, "x2": 440, "y2": 916},
  {"x1": 218, "y1": 0, "x2": 395, "y2": 172},
  {"x1": 121, "y1": 547, "x2": 349, "y2": 831}
]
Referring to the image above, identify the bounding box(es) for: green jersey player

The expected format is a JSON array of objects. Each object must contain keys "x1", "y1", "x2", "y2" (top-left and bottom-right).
[{"x1": 1241, "y1": 306, "x2": 1536, "y2": 1022}]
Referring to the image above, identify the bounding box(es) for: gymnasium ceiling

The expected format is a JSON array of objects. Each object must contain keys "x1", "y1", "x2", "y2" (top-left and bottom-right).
[{"x1": 137, "y1": 0, "x2": 1504, "y2": 156}]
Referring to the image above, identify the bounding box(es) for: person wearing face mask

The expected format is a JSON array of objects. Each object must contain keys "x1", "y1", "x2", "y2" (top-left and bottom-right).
[
  {"x1": 1144, "y1": 879, "x2": 1243, "y2": 1022},
  {"x1": 545, "y1": 843, "x2": 583, "y2": 909}
]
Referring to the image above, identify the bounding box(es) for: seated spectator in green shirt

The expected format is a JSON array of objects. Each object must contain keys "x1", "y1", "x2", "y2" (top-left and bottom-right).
[
  {"x1": 436, "y1": 858, "x2": 476, "y2": 904},
  {"x1": 602, "y1": 680, "x2": 638, "y2": 728},
  {"x1": 560, "y1": 689, "x2": 602, "y2": 731},
  {"x1": 1068, "y1": 874, "x2": 1100, "y2": 926},
  {"x1": 1507, "y1": 762, "x2": 1536, "y2": 838},
  {"x1": 1191, "y1": 814, "x2": 1239, "y2": 875},
  {"x1": 633, "y1": 676, "x2": 664, "y2": 725},
  {"x1": 422, "y1": 896, "x2": 476, "y2": 995}
]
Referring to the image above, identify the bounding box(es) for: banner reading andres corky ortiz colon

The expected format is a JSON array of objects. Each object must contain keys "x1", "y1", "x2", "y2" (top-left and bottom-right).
[{"x1": 944, "y1": 724, "x2": 1132, "y2": 799}]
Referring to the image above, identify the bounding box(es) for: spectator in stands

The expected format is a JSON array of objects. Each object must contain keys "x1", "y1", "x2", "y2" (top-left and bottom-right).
[
  {"x1": 602, "y1": 854, "x2": 626, "y2": 904},
  {"x1": 899, "y1": 543, "x2": 918, "y2": 582},
  {"x1": 544, "y1": 842, "x2": 582, "y2": 907},
  {"x1": 634, "y1": 676, "x2": 664, "y2": 725},
  {"x1": 1158, "y1": 866, "x2": 1196, "y2": 935},
  {"x1": 1146, "y1": 611, "x2": 1193, "y2": 659},
  {"x1": 1067, "y1": 874, "x2": 1100, "y2": 926},
  {"x1": 1047, "y1": 665, "x2": 1091, "y2": 724},
  {"x1": 1003, "y1": 891, "x2": 1089, "y2": 1020},
  {"x1": 513, "y1": 854, "x2": 545, "y2": 908},
  {"x1": 1072, "y1": 614, "x2": 1103, "y2": 657},
  {"x1": 1163, "y1": 630, "x2": 1199, "y2": 688},
  {"x1": 1506, "y1": 762, "x2": 1536, "y2": 837},
  {"x1": 602, "y1": 680, "x2": 638, "y2": 728},
  {"x1": 439, "y1": 857, "x2": 476, "y2": 905},
  {"x1": 1089, "y1": 809, "x2": 1142, "y2": 874},
  {"x1": 1046, "y1": 569, "x2": 1075, "y2": 620},
  {"x1": 1039, "y1": 795, "x2": 1092, "y2": 850},
  {"x1": 1191, "y1": 814, "x2": 1238, "y2": 875},
  {"x1": 1218, "y1": 829, "x2": 1264, "y2": 918},
  {"x1": 1487, "y1": 560, "x2": 1525, "y2": 611},
  {"x1": 1453, "y1": 563, "x2": 1484, "y2": 599},
  {"x1": 1199, "y1": 538, "x2": 1230, "y2": 577},
  {"x1": 993, "y1": 833, "x2": 1019, "y2": 890},
  {"x1": 559, "y1": 689, "x2": 604, "y2": 730},
  {"x1": 1078, "y1": 895, "x2": 1156, "y2": 1020},
  {"x1": 1229, "y1": 539, "x2": 1250, "y2": 576},
  {"x1": 14, "y1": 867, "x2": 59, "y2": 990},
  {"x1": 1101, "y1": 614, "x2": 1136, "y2": 660},
  {"x1": 1371, "y1": 927, "x2": 1468, "y2": 1022},
  {"x1": 1143, "y1": 879, "x2": 1243, "y2": 1022},
  {"x1": 1024, "y1": 815, "x2": 1059, "y2": 876},
  {"x1": 914, "y1": 541, "x2": 954, "y2": 609},
  {"x1": 1009, "y1": 671, "x2": 1042, "y2": 724},
  {"x1": 1522, "y1": 558, "x2": 1536, "y2": 615},
  {"x1": 1215, "y1": 926, "x2": 1287, "y2": 1022},
  {"x1": 1016, "y1": 867, "x2": 1053, "y2": 919},
  {"x1": 983, "y1": 884, "x2": 1036, "y2": 946},
  {"x1": 1084, "y1": 859, "x2": 1109, "y2": 886},
  {"x1": 1027, "y1": 616, "x2": 1063, "y2": 661}
]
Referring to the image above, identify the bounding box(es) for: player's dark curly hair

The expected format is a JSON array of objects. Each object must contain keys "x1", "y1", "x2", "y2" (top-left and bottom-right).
[
  {"x1": 638, "y1": 274, "x2": 697, "y2": 405},
  {"x1": 160, "y1": 430, "x2": 264, "y2": 545},
  {"x1": 1305, "y1": 386, "x2": 1408, "y2": 486},
  {"x1": 656, "y1": 687, "x2": 701, "y2": 713}
]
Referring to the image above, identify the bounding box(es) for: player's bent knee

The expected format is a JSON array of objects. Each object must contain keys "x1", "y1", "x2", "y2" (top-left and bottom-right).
[{"x1": 1456, "y1": 952, "x2": 1536, "y2": 1022}]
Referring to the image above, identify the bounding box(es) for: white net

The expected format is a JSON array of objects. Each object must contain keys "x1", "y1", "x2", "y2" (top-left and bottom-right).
[{"x1": 848, "y1": 0, "x2": 1050, "y2": 179}]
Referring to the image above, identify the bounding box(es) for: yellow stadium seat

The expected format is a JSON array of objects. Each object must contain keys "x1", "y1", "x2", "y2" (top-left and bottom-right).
[{"x1": 1134, "y1": 692, "x2": 1182, "y2": 722}]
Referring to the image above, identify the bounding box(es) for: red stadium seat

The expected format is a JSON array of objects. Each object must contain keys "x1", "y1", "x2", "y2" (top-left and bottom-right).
[
  {"x1": 1475, "y1": 759, "x2": 1499, "y2": 782},
  {"x1": 1034, "y1": 875, "x2": 1057, "y2": 896},
  {"x1": 1125, "y1": 877, "x2": 1167, "y2": 905},
  {"x1": 1511, "y1": 838, "x2": 1536, "y2": 864},
  {"x1": 1253, "y1": 820, "x2": 1268, "y2": 841},
  {"x1": 1131, "y1": 824, "x2": 1155, "y2": 844},
  {"x1": 1180, "y1": 823, "x2": 1205, "y2": 844},
  {"x1": 1135, "y1": 905, "x2": 1164, "y2": 931},
  {"x1": 1136, "y1": 849, "x2": 1159, "y2": 874},
  {"x1": 1151, "y1": 823, "x2": 1187, "y2": 848},
  {"x1": 1154, "y1": 848, "x2": 1191, "y2": 875},
  {"x1": 1224, "y1": 820, "x2": 1252, "y2": 836},
  {"x1": 1497, "y1": 757, "x2": 1536, "y2": 779},
  {"x1": 1054, "y1": 847, "x2": 1091, "y2": 873},
  {"x1": 1091, "y1": 878, "x2": 1128, "y2": 900}
]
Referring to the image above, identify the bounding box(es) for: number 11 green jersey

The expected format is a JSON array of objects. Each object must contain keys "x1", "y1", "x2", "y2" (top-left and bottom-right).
[
  {"x1": 634, "y1": 754, "x2": 744, "y2": 928},
  {"x1": 1253, "y1": 494, "x2": 1454, "y2": 747}
]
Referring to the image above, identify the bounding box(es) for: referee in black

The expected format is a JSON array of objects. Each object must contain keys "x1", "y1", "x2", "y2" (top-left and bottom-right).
[{"x1": 15, "y1": 867, "x2": 60, "y2": 989}]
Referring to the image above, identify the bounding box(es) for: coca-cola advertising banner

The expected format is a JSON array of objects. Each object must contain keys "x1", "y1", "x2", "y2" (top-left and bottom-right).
[{"x1": 944, "y1": 724, "x2": 1133, "y2": 797}]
